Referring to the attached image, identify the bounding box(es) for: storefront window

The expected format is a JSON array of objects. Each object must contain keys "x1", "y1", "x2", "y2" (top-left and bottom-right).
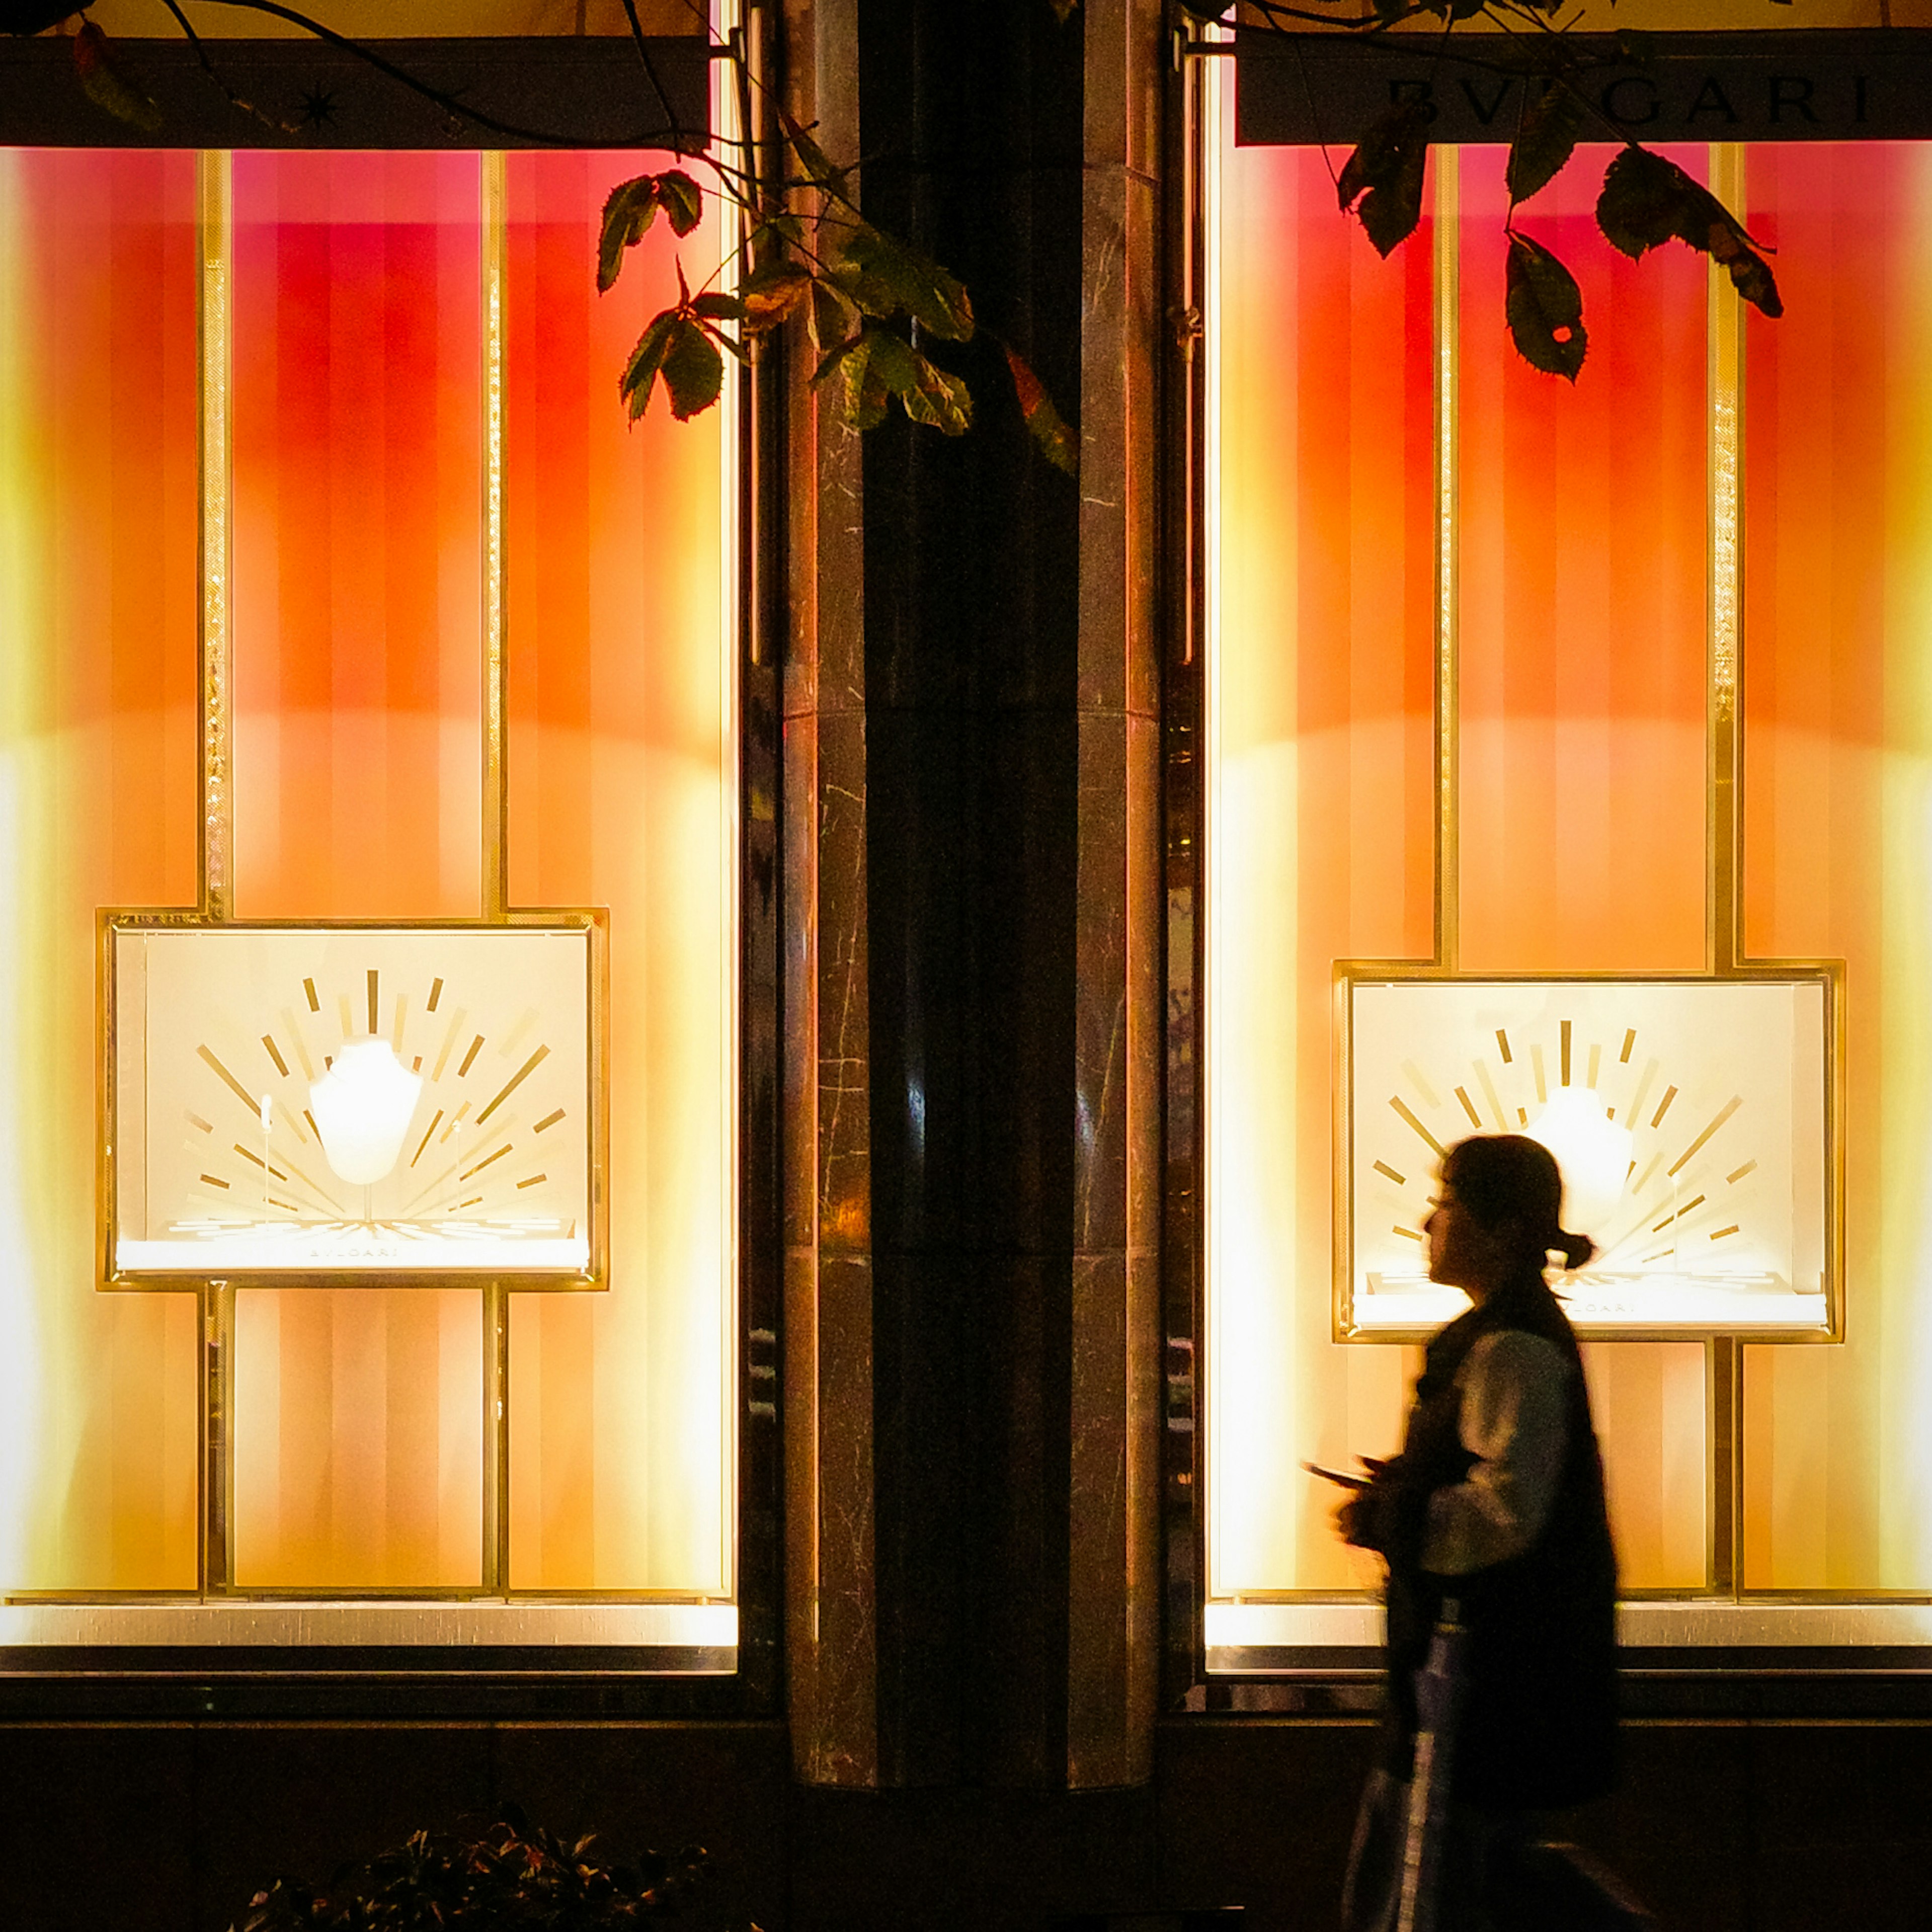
[
  {"x1": 1204, "y1": 90, "x2": 1932, "y2": 1627},
  {"x1": 0, "y1": 141, "x2": 736, "y2": 1618}
]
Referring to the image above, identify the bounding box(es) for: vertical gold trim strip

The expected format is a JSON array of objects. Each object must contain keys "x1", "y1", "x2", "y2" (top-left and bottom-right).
[
  {"x1": 481, "y1": 150, "x2": 509, "y2": 924},
  {"x1": 1433, "y1": 147, "x2": 1460, "y2": 973},
  {"x1": 198, "y1": 151, "x2": 233, "y2": 922},
  {"x1": 1708, "y1": 144, "x2": 1745, "y2": 979}
]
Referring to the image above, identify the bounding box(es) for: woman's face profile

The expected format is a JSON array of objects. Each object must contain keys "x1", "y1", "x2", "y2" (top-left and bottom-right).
[{"x1": 1423, "y1": 1181, "x2": 1511, "y2": 1294}]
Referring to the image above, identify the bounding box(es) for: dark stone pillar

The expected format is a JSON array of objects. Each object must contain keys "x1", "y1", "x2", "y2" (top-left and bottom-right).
[{"x1": 782, "y1": 0, "x2": 1161, "y2": 1792}]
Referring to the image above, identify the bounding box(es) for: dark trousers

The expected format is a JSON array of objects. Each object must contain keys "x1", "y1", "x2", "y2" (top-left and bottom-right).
[{"x1": 1340, "y1": 1770, "x2": 1653, "y2": 1932}]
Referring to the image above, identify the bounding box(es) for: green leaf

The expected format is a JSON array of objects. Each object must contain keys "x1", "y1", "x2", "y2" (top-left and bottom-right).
[
  {"x1": 810, "y1": 277, "x2": 857, "y2": 352},
  {"x1": 72, "y1": 23, "x2": 162, "y2": 133},
  {"x1": 837, "y1": 335, "x2": 891, "y2": 431},
  {"x1": 620, "y1": 310, "x2": 679, "y2": 420},
  {"x1": 786, "y1": 119, "x2": 845, "y2": 192},
  {"x1": 1504, "y1": 232, "x2": 1587, "y2": 381},
  {"x1": 1004, "y1": 344, "x2": 1078, "y2": 477},
  {"x1": 1596, "y1": 146, "x2": 1782, "y2": 318},
  {"x1": 863, "y1": 330, "x2": 973, "y2": 435},
  {"x1": 1505, "y1": 80, "x2": 1585, "y2": 206},
  {"x1": 656, "y1": 169, "x2": 704, "y2": 238},
  {"x1": 691, "y1": 291, "x2": 745, "y2": 321},
  {"x1": 1336, "y1": 99, "x2": 1430, "y2": 259},
  {"x1": 739, "y1": 258, "x2": 814, "y2": 332},
  {"x1": 837, "y1": 226, "x2": 975, "y2": 341},
  {"x1": 598, "y1": 176, "x2": 662, "y2": 293},
  {"x1": 660, "y1": 318, "x2": 723, "y2": 418}
]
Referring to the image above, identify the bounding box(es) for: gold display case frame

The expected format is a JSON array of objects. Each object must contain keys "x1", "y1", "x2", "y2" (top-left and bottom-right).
[
  {"x1": 1331, "y1": 959, "x2": 1846, "y2": 1345},
  {"x1": 97, "y1": 907, "x2": 611, "y2": 1294}
]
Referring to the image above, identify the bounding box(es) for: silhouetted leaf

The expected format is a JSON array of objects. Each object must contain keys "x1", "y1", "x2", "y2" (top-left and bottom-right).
[
  {"x1": 1505, "y1": 232, "x2": 1587, "y2": 380},
  {"x1": 659, "y1": 318, "x2": 723, "y2": 418},
  {"x1": 1505, "y1": 80, "x2": 1585, "y2": 205},
  {"x1": 1005, "y1": 343, "x2": 1078, "y2": 476},
  {"x1": 1597, "y1": 145, "x2": 1781, "y2": 316},
  {"x1": 621, "y1": 310, "x2": 680, "y2": 420},
  {"x1": 655, "y1": 169, "x2": 704, "y2": 237},
  {"x1": 599, "y1": 176, "x2": 663, "y2": 292},
  {"x1": 72, "y1": 24, "x2": 162, "y2": 132},
  {"x1": 1337, "y1": 99, "x2": 1430, "y2": 258}
]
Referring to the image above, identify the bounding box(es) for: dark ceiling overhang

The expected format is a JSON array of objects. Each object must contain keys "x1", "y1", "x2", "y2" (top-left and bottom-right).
[
  {"x1": 1236, "y1": 27, "x2": 1932, "y2": 148},
  {"x1": 0, "y1": 33, "x2": 711, "y2": 149}
]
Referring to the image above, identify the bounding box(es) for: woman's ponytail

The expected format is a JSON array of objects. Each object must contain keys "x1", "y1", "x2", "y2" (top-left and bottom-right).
[{"x1": 1553, "y1": 1229, "x2": 1595, "y2": 1272}]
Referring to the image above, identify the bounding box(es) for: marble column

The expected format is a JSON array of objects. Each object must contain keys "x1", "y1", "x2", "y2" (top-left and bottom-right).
[{"x1": 781, "y1": 0, "x2": 1162, "y2": 1791}]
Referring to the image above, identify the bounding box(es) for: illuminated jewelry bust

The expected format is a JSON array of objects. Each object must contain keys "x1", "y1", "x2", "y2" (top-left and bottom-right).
[
  {"x1": 1526, "y1": 1087, "x2": 1634, "y2": 1248},
  {"x1": 309, "y1": 1038, "x2": 424, "y2": 1187}
]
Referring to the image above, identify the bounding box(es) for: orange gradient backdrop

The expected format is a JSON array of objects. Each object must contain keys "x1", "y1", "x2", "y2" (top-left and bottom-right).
[
  {"x1": 0, "y1": 150, "x2": 200, "y2": 1590},
  {"x1": 1208, "y1": 137, "x2": 1434, "y2": 1594},
  {"x1": 1210, "y1": 130, "x2": 1712, "y2": 1596},
  {"x1": 1741, "y1": 143, "x2": 1932, "y2": 1591},
  {"x1": 504, "y1": 151, "x2": 733, "y2": 1595}
]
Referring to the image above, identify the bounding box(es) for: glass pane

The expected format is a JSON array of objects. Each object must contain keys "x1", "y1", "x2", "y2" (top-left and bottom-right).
[
  {"x1": 1740, "y1": 141, "x2": 1932, "y2": 1590},
  {"x1": 0, "y1": 149, "x2": 200, "y2": 1589},
  {"x1": 1207, "y1": 136, "x2": 1436, "y2": 1594},
  {"x1": 504, "y1": 151, "x2": 733, "y2": 1593},
  {"x1": 232, "y1": 1287, "x2": 482, "y2": 1588},
  {"x1": 230, "y1": 151, "x2": 484, "y2": 921},
  {"x1": 1457, "y1": 144, "x2": 1710, "y2": 974}
]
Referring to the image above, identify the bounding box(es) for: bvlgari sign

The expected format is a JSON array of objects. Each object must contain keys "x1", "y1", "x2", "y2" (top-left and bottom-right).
[{"x1": 1236, "y1": 29, "x2": 1932, "y2": 148}]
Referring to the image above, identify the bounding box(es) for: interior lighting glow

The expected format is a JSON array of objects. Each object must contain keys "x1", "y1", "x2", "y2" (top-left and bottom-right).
[
  {"x1": 1526, "y1": 1087, "x2": 1635, "y2": 1246},
  {"x1": 308, "y1": 1038, "x2": 423, "y2": 1186}
]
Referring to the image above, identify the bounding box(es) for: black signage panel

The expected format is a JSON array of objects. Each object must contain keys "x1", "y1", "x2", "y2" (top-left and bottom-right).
[{"x1": 1237, "y1": 29, "x2": 1932, "y2": 148}]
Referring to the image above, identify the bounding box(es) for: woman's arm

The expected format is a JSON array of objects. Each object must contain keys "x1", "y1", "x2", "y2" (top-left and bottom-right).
[{"x1": 1419, "y1": 1329, "x2": 1570, "y2": 1576}]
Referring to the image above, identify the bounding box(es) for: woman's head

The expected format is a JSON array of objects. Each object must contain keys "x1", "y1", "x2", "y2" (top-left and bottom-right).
[{"x1": 1424, "y1": 1134, "x2": 1595, "y2": 1294}]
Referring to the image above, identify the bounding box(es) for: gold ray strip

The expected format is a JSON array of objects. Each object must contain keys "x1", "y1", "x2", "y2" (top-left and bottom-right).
[
  {"x1": 197, "y1": 150, "x2": 233, "y2": 920},
  {"x1": 475, "y1": 1044, "x2": 549, "y2": 1126},
  {"x1": 1620, "y1": 1028, "x2": 1636, "y2": 1064},
  {"x1": 260, "y1": 1034, "x2": 289, "y2": 1079},
  {"x1": 1453, "y1": 1087, "x2": 1481, "y2": 1129},
  {"x1": 1726, "y1": 1159, "x2": 1757, "y2": 1184},
  {"x1": 533, "y1": 1107, "x2": 565, "y2": 1134},
  {"x1": 197, "y1": 1044, "x2": 260, "y2": 1117},
  {"x1": 1650, "y1": 1084, "x2": 1680, "y2": 1130},
  {"x1": 1474, "y1": 1060, "x2": 1506, "y2": 1132},
  {"x1": 1668, "y1": 1093, "x2": 1743, "y2": 1178},
  {"x1": 1530, "y1": 1043, "x2": 1547, "y2": 1105},
  {"x1": 1560, "y1": 1020, "x2": 1571, "y2": 1086},
  {"x1": 457, "y1": 1143, "x2": 513, "y2": 1183},
  {"x1": 1586, "y1": 1042, "x2": 1600, "y2": 1090},
  {"x1": 432, "y1": 1007, "x2": 468, "y2": 1081},
  {"x1": 1403, "y1": 1059, "x2": 1441, "y2": 1109},
  {"x1": 1373, "y1": 1159, "x2": 1407, "y2": 1186},
  {"x1": 1390, "y1": 1096, "x2": 1445, "y2": 1158}
]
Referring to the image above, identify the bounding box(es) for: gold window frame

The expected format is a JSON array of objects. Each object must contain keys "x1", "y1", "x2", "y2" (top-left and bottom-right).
[
  {"x1": 98, "y1": 908, "x2": 610, "y2": 1293},
  {"x1": 1332, "y1": 960, "x2": 1845, "y2": 1344}
]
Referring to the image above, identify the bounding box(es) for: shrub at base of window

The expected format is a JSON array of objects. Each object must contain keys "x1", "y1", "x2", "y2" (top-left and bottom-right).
[{"x1": 231, "y1": 1806, "x2": 741, "y2": 1932}]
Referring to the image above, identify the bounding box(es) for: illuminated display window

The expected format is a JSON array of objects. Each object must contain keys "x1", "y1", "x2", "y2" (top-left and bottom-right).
[
  {"x1": 1201, "y1": 61, "x2": 1932, "y2": 1636},
  {"x1": 0, "y1": 132, "x2": 739, "y2": 1632}
]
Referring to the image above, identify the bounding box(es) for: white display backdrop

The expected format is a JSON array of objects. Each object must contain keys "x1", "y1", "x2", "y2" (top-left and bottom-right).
[
  {"x1": 1343, "y1": 975, "x2": 1834, "y2": 1336},
  {"x1": 105, "y1": 920, "x2": 603, "y2": 1281}
]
